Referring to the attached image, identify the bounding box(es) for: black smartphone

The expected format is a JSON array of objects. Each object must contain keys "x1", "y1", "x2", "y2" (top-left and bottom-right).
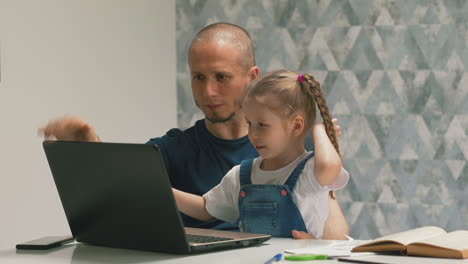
[{"x1": 16, "y1": 235, "x2": 74, "y2": 250}]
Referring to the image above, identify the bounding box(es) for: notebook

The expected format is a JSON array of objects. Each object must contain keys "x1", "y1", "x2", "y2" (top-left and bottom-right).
[{"x1": 42, "y1": 140, "x2": 270, "y2": 253}]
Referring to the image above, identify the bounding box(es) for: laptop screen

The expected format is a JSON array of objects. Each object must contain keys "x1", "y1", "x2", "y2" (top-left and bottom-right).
[{"x1": 43, "y1": 141, "x2": 190, "y2": 253}]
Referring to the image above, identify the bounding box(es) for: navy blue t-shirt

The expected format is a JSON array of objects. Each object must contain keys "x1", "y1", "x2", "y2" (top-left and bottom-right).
[{"x1": 147, "y1": 119, "x2": 258, "y2": 229}]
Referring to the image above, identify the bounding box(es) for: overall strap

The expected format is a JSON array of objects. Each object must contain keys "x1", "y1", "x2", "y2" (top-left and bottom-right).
[
  {"x1": 284, "y1": 153, "x2": 315, "y2": 192},
  {"x1": 239, "y1": 159, "x2": 254, "y2": 185}
]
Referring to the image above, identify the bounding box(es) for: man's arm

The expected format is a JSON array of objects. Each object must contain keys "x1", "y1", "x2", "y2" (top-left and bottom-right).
[
  {"x1": 39, "y1": 116, "x2": 100, "y2": 142},
  {"x1": 292, "y1": 196, "x2": 349, "y2": 240},
  {"x1": 323, "y1": 197, "x2": 349, "y2": 239},
  {"x1": 293, "y1": 118, "x2": 349, "y2": 239}
]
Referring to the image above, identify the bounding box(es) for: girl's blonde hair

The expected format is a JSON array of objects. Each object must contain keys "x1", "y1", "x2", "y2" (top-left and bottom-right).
[{"x1": 244, "y1": 70, "x2": 340, "y2": 155}]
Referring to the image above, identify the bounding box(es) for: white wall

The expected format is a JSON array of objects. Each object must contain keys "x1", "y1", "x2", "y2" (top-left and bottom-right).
[{"x1": 0, "y1": 0, "x2": 176, "y2": 248}]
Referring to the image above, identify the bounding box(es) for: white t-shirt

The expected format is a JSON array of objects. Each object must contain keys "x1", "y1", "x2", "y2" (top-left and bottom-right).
[{"x1": 203, "y1": 151, "x2": 349, "y2": 239}]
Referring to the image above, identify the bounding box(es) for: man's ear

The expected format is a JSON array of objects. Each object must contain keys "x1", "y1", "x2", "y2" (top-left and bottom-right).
[
  {"x1": 291, "y1": 115, "x2": 305, "y2": 136},
  {"x1": 248, "y1": 66, "x2": 260, "y2": 81}
]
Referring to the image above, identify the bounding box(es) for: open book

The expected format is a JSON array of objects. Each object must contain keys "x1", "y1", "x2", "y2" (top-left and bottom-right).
[{"x1": 352, "y1": 226, "x2": 468, "y2": 259}]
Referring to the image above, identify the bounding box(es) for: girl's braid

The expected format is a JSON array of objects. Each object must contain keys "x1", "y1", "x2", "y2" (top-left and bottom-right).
[{"x1": 301, "y1": 74, "x2": 340, "y2": 156}]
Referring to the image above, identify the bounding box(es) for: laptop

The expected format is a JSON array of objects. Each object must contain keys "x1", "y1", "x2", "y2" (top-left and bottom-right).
[{"x1": 42, "y1": 140, "x2": 271, "y2": 253}]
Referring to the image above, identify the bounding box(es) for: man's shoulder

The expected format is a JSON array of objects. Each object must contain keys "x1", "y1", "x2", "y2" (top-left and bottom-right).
[{"x1": 146, "y1": 119, "x2": 204, "y2": 145}]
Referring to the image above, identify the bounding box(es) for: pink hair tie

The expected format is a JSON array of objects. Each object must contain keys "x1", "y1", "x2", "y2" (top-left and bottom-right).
[{"x1": 298, "y1": 74, "x2": 305, "y2": 83}]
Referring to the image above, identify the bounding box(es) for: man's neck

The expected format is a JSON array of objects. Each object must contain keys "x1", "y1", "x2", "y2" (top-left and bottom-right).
[{"x1": 204, "y1": 114, "x2": 248, "y2": 140}]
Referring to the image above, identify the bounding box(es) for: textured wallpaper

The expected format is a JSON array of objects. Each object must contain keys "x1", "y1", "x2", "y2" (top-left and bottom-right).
[{"x1": 176, "y1": 0, "x2": 468, "y2": 239}]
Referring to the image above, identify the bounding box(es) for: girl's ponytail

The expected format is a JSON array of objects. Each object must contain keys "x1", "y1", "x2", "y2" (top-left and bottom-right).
[{"x1": 299, "y1": 74, "x2": 340, "y2": 157}]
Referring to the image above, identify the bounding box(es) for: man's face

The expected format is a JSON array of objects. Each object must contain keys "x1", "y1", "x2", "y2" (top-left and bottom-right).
[{"x1": 189, "y1": 41, "x2": 255, "y2": 123}]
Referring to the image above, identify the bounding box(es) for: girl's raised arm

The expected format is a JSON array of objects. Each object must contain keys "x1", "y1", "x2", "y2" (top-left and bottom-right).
[{"x1": 313, "y1": 121, "x2": 342, "y2": 186}]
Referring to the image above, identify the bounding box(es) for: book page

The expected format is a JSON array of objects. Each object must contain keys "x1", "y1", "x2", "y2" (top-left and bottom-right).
[
  {"x1": 411, "y1": 230, "x2": 468, "y2": 250},
  {"x1": 370, "y1": 226, "x2": 446, "y2": 246},
  {"x1": 340, "y1": 255, "x2": 468, "y2": 264}
]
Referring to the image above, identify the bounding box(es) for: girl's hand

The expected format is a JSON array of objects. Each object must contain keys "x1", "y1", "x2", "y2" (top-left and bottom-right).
[
  {"x1": 332, "y1": 118, "x2": 342, "y2": 139},
  {"x1": 291, "y1": 230, "x2": 317, "y2": 239},
  {"x1": 313, "y1": 118, "x2": 342, "y2": 140}
]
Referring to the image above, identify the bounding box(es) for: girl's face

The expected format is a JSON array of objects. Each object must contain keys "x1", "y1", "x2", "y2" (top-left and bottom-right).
[{"x1": 243, "y1": 96, "x2": 299, "y2": 165}]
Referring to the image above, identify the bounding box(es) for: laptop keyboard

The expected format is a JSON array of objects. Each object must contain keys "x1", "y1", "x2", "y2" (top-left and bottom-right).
[{"x1": 186, "y1": 234, "x2": 234, "y2": 244}]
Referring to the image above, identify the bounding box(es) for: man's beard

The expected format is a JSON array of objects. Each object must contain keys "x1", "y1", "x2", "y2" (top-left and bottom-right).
[
  {"x1": 206, "y1": 112, "x2": 236, "y2": 123},
  {"x1": 195, "y1": 99, "x2": 239, "y2": 124}
]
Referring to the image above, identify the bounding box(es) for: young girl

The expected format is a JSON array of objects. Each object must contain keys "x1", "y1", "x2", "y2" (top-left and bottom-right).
[{"x1": 173, "y1": 70, "x2": 349, "y2": 239}]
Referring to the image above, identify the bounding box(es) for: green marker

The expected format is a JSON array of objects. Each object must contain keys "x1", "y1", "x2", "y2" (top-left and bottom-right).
[{"x1": 284, "y1": 254, "x2": 329, "y2": 261}]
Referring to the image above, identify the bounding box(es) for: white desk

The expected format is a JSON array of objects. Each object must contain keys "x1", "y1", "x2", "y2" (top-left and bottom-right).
[{"x1": 1, "y1": 238, "x2": 467, "y2": 264}]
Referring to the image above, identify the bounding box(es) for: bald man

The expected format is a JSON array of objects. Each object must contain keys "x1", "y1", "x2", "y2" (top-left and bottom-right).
[{"x1": 41, "y1": 22, "x2": 349, "y2": 239}]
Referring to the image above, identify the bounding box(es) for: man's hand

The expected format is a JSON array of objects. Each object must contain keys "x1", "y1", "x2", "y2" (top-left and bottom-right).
[
  {"x1": 38, "y1": 116, "x2": 100, "y2": 142},
  {"x1": 292, "y1": 230, "x2": 317, "y2": 239}
]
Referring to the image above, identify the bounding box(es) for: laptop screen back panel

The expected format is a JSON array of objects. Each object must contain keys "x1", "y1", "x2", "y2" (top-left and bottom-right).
[{"x1": 43, "y1": 141, "x2": 190, "y2": 253}]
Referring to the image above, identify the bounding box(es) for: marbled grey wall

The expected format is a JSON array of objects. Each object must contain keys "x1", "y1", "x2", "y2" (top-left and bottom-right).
[{"x1": 176, "y1": 0, "x2": 468, "y2": 239}]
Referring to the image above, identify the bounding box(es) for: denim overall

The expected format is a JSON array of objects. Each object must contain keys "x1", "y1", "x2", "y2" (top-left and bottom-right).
[{"x1": 238, "y1": 153, "x2": 314, "y2": 237}]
